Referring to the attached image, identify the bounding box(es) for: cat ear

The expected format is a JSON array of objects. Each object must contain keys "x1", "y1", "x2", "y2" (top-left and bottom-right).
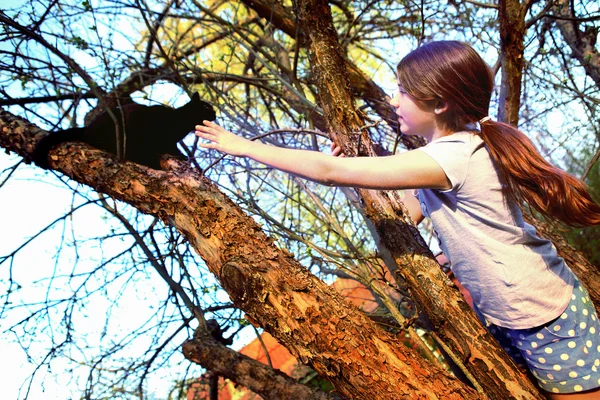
[{"x1": 192, "y1": 92, "x2": 200, "y2": 101}]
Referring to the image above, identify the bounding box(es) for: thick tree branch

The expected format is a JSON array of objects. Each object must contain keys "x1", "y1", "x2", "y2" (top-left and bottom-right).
[
  {"x1": 183, "y1": 337, "x2": 338, "y2": 400},
  {"x1": 0, "y1": 109, "x2": 479, "y2": 399}
]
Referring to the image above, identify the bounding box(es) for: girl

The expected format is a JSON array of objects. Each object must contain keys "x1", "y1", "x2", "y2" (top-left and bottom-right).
[{"x1": 196, "y1": 40, "x2": 600, "y2": 399}]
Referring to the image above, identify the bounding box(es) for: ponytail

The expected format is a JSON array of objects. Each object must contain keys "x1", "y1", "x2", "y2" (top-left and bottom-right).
[{"x1": 479, "y1": 120, "x2": 600, "y2": 227}]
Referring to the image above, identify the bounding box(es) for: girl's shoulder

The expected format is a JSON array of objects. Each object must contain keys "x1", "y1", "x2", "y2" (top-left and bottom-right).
[{"x1": 417, "y1": 130, "x2": 486, "y2": 193}]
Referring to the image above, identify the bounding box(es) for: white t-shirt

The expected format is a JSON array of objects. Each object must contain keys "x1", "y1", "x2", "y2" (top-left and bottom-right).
[{"x1": 415, "y1": 131, "x2": 574, "y2": 329}]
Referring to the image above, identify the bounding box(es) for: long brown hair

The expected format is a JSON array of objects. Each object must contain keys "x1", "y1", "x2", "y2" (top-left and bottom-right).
[{"x1": 397, "y1": 40, "x2": 600, "y2": 227}]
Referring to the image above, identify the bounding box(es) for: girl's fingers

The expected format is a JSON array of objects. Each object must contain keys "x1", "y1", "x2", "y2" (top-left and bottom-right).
[
  {"x1": 195, "y1": 125, "x2": 221, "y2": 142},
  {"x1": 330, "y1": 143, "x2": 344, "y2": 157},
  {"x1": 196, "y1": 134, "x2": 215, "y2": 142},
  {"x1": 199, "y1": 141, "x2": 218, "y2": 149},
  {"x1": 196, "y1": 120, "x2": 221, "y2": 133},
  {"x1": 195, "y1": 129, "x2": 213, "y2": 138},
  {"x1": 195, "y1": 126, "x2": 208, "y2": 135},
  {"x1": 195, "y1": 125, "x2": 216, "y2": 133},
  {"x1": 202, "y1": 120, "x2": 218, "y2": 127}
]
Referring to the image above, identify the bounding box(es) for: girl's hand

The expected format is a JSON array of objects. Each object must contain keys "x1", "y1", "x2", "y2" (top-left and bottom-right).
[
  {"x1": 195, "y1": 120, "x2": 250, "y2": 157},
  {"x1": 330, "y1": 141, "x2": 345, "y2": 157},
  {"x1": 329, "y1": 131, "x2": 345, "y2": 157}
]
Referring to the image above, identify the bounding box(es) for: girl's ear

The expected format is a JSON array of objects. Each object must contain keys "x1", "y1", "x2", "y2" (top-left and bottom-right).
[{"x1": 434, "y1": 100, "x2": 449, "y2": 115}]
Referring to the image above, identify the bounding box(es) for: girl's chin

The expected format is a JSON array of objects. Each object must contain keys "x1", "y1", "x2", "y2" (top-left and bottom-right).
[
  {"x1": 399, "y1": 126, "x2": 415, "y2": 136},
  {"x1": 398, "y1": 120, "x2": 412, "y2": 133}
]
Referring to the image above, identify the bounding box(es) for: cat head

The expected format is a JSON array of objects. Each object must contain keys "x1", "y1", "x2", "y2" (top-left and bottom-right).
[
  {"x1": 170, "y1": 93, "x2": 217, "y2": 140},
  {"x1": 186, "y1": 92, "x2": 216, "y2": 122}
]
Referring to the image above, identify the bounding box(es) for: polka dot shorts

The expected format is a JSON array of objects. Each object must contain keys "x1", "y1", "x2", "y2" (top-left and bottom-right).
[{"x1": 485, "y1": 277, "x2": 600, "y2": 395}]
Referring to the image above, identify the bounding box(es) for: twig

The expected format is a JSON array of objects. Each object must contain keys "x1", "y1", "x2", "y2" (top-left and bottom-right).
[{"x1": 582, "y1": 147, "x2": 600, "y2": 181}]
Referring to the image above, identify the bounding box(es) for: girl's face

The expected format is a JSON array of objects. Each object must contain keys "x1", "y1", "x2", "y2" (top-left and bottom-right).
[{"x1": 389, "y1": 82, "x2": 439, "y2": 141}]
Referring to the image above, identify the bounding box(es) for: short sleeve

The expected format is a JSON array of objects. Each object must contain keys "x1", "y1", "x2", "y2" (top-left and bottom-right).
[{"x1": 415, "y1": 135, "x2": 474, "y2": 192}]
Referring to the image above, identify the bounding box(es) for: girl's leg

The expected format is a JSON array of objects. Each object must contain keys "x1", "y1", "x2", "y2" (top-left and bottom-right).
[{"x1": 545, "y1": 386, "x2": 600, "y2": 399}]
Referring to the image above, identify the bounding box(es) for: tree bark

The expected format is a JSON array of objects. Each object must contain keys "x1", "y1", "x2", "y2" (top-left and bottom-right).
[
  {"x1": 498, "y1": 0, "x2": 528, "y2": 125},
  {"x1": 292, "y1": 0, "x2": 543, "y2": 398},
  {"x1": 0, "y1": 109, "x2": 479, "y2": 399},
  {"x1": 183, "y1": 336, "x2": 337, "y2": 400}
]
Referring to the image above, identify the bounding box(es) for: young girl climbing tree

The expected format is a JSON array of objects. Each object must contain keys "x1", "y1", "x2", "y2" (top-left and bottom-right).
[{"x1": 195, "y1": 40, "x2": 600, "y2": 399}]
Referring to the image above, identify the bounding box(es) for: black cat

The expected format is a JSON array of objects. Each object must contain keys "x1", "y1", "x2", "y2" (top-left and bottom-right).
[{"x1": 33, "y1": 92, "x2": 216, "y2": 170}]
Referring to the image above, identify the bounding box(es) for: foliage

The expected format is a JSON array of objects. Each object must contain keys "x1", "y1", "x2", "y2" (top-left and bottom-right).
[{"x1": 563, "y1": 156, "x2": 600, "y2": 267}]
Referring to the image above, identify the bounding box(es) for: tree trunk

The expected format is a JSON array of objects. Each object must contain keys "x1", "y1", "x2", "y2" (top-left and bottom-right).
[
  {"x1": 0, "y1": 109, "x2": 479, "y2": 399},
  {"x1": 498, "y1": 0, "x2": 527, "y2": 125},
  {"x1": 292, "y1": 0, "x2": 543, "y2": 398}
]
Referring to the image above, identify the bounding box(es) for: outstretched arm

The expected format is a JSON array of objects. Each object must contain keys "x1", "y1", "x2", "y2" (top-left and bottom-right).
[{"x1": 195, "y1": 121, "x2": 451, "y2": 191}]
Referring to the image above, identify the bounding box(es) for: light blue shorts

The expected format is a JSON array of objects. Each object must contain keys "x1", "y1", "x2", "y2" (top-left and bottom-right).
[{"x1": 483, "y1": 278, "x2": 600, "y2": 395}]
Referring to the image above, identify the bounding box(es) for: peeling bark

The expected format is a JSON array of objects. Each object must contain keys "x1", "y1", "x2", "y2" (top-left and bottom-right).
[{"x1": 0, "y1": 109, "x2": 478, "y2": 399}]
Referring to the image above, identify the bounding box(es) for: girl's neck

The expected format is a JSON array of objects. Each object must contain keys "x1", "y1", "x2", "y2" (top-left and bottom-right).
[{"x1": 425, "y1": 126, "x2": 456, "y2": 143}]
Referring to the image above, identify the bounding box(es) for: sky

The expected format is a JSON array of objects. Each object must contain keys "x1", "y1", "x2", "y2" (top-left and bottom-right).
[
  {"x1": 0, "y1": 154, "x2": 258, "y2": 398},
  {"x1": 0, "y1": 157, "x2": 91, "y2": 399}
]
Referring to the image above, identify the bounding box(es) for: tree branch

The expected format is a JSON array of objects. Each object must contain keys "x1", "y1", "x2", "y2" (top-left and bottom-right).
[
  {"x1": 552, "y1": 0, "x2": 600, "y2": 88},
  {"x1": 0, "y1": 107, "x2": 480, "y2": 400}
]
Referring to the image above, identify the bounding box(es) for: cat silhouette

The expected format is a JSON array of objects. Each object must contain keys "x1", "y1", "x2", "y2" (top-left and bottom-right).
[{"x1": 33, "y1": 92, "x2": 216, "y2": 170}]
